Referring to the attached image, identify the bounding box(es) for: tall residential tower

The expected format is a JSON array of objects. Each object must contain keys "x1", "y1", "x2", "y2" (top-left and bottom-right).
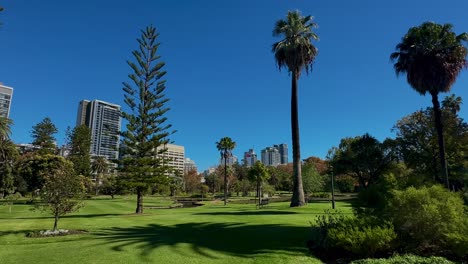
[
  {"x1": 76, "y1": 100, "x2": 121, "y2": 160},
  {"x1": 0, "y1": 84, "x2": 13, "y2": 118}
]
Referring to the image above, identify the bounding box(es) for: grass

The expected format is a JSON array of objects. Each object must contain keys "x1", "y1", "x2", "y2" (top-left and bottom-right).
[{"x1": 0, "y1": 196, "x2": 353, "y2": 264}]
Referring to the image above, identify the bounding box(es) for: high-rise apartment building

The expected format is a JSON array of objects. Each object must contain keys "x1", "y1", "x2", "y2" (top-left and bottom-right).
[
  {"x1": 220, "y1": 155, "x2": 238, "y2": 166},
  {"x1": 0, "y1": 84, "x2": 13, "y2": 118},
  {"x1": 243, "y1": 149, "x2": 257, "y2": 167},
  {"x1": 160, "y1": 144, "x2": 185, "y2": 175},
  {"x1": 261, "y1": 147, "x2": 281, "y2": 166},
  {"x1": 274, "y1": 144, "x2": 288, "y2": 164},
  {"x1": 76, "y1": 100, "x2": 121, "y2": 160}
]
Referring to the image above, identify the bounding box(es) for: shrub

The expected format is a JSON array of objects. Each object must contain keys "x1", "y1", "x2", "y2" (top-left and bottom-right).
[
  {"x1": 387, "y1": 185, "x2": 468, "y2": 257},
  {"x1": 327, "y1": 218, "x2": 397, "y2": 257},
  {"x1": 350, "y1": 254, "x2": 455, "y2": 264}
]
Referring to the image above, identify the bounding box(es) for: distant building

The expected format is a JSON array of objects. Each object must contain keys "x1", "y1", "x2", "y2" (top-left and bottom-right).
[
  {"x1": 203, "y1": 167, "x2": 217, "y2": 177},
  {"x1": 59, "y1": 145, "x2": 72, "y2": 158},
  {"x1": 76, "y1": 100, "x2": 121, "y2": 160},
  {"x1": 219, "y1": 155, "x2": 237, "y2": 166},
  {"x1": 160, "y1": 143, "x2": 185, "y2": 175},
  {"x1": 261, "y1": 147, "x2": 281, "y2": 166},
  {"x1": 184, "y1": 157, "x2": 197, "y2": 174},
  {"x1": 274, "y1": 144, "x2": 288, "y2": 164},
  {"x1": 16, "y1": 143, "x2": 40, "y2": 154},
  {"x1": 0, "y1": 83, "x2": 13, "y2": 118},
  {"x1": 243, "y1": 149, "x2": 257, "y2": 167}
]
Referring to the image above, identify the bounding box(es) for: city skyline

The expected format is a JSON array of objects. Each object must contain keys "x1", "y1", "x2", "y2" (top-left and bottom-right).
[{"x1": 2, "y1": 1, "x2": 468, "y2": 172}]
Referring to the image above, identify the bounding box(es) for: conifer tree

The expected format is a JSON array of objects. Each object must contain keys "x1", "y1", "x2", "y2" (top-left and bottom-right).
[
  {"x1": 120, "y1": 26, "x2": 174, "y2": 214},
  {"x1": 66, "y1": 125, "x2": 92, "y2": 177},
  {"x1": 31, "y1": 117, "x2": 58, "y2": 155}
]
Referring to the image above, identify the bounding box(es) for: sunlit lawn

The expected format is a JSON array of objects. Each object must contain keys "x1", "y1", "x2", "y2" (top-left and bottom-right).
[{"x1": 0, "y1": 196, "x2": 353, "y2": 264}]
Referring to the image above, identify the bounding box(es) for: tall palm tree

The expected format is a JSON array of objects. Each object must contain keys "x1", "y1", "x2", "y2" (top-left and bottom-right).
[
  {"x1": 272, "y1": 10, "x2": 318, "y2": 207},
  {"x1": 391, "y1": 22, "x2": 468, "y2": 189},
  {"x1": 216, "y1": 137, "x2": 236, "y2": 206},
  {"x1": 0, "y1": 117, "x2": 13, "y2": 140}
]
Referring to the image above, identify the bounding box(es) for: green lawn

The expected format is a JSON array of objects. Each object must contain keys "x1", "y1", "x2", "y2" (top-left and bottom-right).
[{"x1": 0, "y1": 196, "x2": 353, "y2": 264}]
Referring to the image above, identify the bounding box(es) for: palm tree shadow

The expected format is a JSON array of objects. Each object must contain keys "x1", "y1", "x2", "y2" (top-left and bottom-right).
[{"x1": 96, "y1": 222, "x2": 312, "y2": 259}]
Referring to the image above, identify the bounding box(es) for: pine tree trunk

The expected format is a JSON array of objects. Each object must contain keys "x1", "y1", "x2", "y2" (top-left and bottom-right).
[
  {"x1": 224, "y1": 154, "x2": 227, "y2": 206},
  {"x1": 290, "y1": 71, "x2": 305, "y2": 207},
  {"x1": 431, "y1": 92, "x2": 450, "y2": 189},
  {"x1": 136, "y1": 188, "x2": 144, "y2": 214}
]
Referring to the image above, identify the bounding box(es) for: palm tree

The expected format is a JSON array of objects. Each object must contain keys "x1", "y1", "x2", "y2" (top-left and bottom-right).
[
  {"x1": 92, "y1": 156, "x2": 108, "y2": 195},
  {"x1": 0, "y1": 117, "x2": 13, "y2": 140},
  {"x1": 442, "y1": 94, "x2": 462, "y2": 115},
  {"x1": 216, "y1": 137, "x2": 236, "y2": 206},
  {"x1": 391, "y1": 22, "x2": 468, "y2": 189},
  {"x1": 272, "y1": 10, "x2": 318, "y2": 207}
]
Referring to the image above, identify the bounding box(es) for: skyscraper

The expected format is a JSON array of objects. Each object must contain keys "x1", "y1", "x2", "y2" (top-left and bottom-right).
[
  {"x1": 160, "y1": 143, "x2": 185, "y2": 175},
  {"x1": 274, "y1": 144, "x2": 288, "y2": 164},
  {"x1": 0, "y1": 83, "x2": 13, "y2": 118},
  {"x1": 261, "y1": 147, "x2": 281, "y2": 166},
  {"x1": 243, "y1": 149, "x2": 257, "y2": 167},
  {"x1": 184, "y1": 157, "x2": 197, "y2": 174},
  {"x1": 76, "y1": 100, "x2": 121, "y2": 160}
]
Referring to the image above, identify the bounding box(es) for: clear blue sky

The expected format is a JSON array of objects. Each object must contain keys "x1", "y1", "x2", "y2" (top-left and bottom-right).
[{"x1": 2, "y1": 0, "x2": 468, "y2": 172}]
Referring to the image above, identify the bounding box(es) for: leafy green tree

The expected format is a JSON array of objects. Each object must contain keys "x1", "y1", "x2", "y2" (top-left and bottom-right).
[
  {"x1": 391, "y1": 22, "x2": 468, "y2": 188},
  {"x1": 393, "y1": 96, "x2": 468, "y2": 189},
  {"x1": 119, "y1": 25, "x2": 174, "y2": 214},
  {"x1": 216, "y1": 137, "x2": 236, "y2": 205},
  {"x1": 67, "y1": 125, "x2": 92, "y2": 177},
  {"x1": 39, "y1": 157, "x2": 85, "y2": 231},
  {"x1": 329, "y1": 134, "x2": 394, "y2": 188},
  {"x1": 101, "y1": 174, "x2": 118, "y2": 199},
  {"x1": 31, "y1": 117, "x2": 58, "y2": 155},
  {"x1": 248, "y1": 161, "x2": 270, "y2": 206},
  {"x1": 302, "y1": 161, "x2": 325, "y2": 195},
  {"x1": 272, "y1": 10, "x2": 318, "y2": 207},
  {"x1": 0, "y1": 117, "x2": 18, "y2": 198}
]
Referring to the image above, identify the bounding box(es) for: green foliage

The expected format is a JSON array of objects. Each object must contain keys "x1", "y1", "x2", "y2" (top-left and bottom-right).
[
  {"x1": 335, "y1": 175, "x2": 356, "y2": 193},
  {"x1": 302, "y1": 162, "x2": 325, "y2": 194},
  {"x1": 100, "y1": 174, "x2": 119, "y2": 199},
  {"x1": 327, "y1": 218, "x2": 397, "y2": 257},
  {"x1": 351, "y1": 254, "x2": 455, "y2": 264},
  {"x1": 38, "y1": 156, "x2": 85, "y2": 231},
  {"x1": 387, "y1": 185, "x2": 468, "y2": 257},
  {"x1": 67, "y1": 125, "x2": 92, "y2": 177},
  {"x1": 31, "y1": 117, "x2": 58, "y2": 155},
  {"x1": 248, "y1": 161, "x2": 271, "y2": 200},
  {"x1": 329, "y1": 133, "x2": 394, "y2": 188},
  {"x1": 119, "y1": 25, "x2": 174, "y2": 213}
]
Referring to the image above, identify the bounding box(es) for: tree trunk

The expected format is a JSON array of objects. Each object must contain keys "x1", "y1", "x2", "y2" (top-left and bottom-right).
[
  {"x1": 53, "y1": 214, "x2": 59, "y2": 231},
  {"x1": 257, "y1": 180, "x2": 260, "y2": 207},
  {"x1": 224, "y1": 154, "x2": 227, "y2": 206},
  {"x1": 136, "y1": 188, "x2": 144, "y2": 214},
  {"x1": 290, "y1": 70, "x2": 306, "y2": 207},
  {"x1": 431, "y1": 92, "x2": 450, "y2": 189}
]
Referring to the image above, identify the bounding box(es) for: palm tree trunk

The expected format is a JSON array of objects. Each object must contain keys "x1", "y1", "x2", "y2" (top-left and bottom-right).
[
  {"x1": 224, "y1": 153, "x2": 227, "y2": 206},
  {"x1": 290, "y1": 70, "x2": 306, "y2": 207},
  {"x1": 136, "y1": 188, "x2": 144, "y2": 214},
  {"x1": 430, "y1": 92, "x2": 450, "y2": 189}
]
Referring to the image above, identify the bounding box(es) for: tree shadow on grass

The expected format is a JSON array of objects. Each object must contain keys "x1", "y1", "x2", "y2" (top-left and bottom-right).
[
  {"x1": 193, "y1": 210, "x2": 298, "y2": 216},
  {"x1": 96, "y1": 222, "x2": 312, "y2": 259},
  {"x1": 0, "y1": 213, "x2": 123, "y2": 220}
]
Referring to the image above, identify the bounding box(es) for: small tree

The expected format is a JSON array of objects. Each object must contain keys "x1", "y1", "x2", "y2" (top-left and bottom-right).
[
  {"x1": 31, "y1": 117, "x2": 58, "y2": 155},
  {"x1": 91, "y1": 156, "x2": 108, "y2": 195},
  {"x1": 248, "y1": 161, "x2": 270, "y2": 207},
  {"x1": 39, "y1": 158, "x2": 85, "y2": 231},
  {"x1": 101, "y1": 174, "x2": 118, "y2": 199}
]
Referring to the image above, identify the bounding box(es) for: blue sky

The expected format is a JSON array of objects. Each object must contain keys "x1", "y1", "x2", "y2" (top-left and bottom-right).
[{"x1": 1, "y1": 0, "x2": 468, "y2": 172}]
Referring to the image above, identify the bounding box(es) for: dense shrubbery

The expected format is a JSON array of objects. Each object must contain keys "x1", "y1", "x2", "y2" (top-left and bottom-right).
[
  {"x1": 335, "y1": 175, "x2": 355, "y2": 192},
  {"x1": 311, "y1": 185, "x2": 468, "y2": 262},
  {"x1": 350, "y1": 254, "x2": 455, "y2": 264},
  {"x1": 387, "y1": 185, "x2": 468, "y2": 258}
]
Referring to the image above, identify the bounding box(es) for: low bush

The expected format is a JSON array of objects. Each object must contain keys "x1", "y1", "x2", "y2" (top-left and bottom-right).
[
  {"x1": 387, "y1": 185, "x2": 468, "y2": 258},
  {"x1": 335, "y1": 175, "x2": 356, "y2": 193},
  {"x1": 350, "y1": 254, "x2": 454, "y2": 264}
]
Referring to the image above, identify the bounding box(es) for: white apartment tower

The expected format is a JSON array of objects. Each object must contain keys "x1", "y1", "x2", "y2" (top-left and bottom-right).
[
  {"x1": 261, "y1": 147, "x2": 281, "y2": 166},
  {"x1": 160, "y1": 143, "x2": 185, "y2": 175},
  {"x1": 243, "y1": 149, "x2": 257, "y2": 167},
  {"x1": 76, "y1": 100, "x2": 121, "y2": 160},
  {"x1": 0, "y1": 84, "x2": 13, "y2": 118}
]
